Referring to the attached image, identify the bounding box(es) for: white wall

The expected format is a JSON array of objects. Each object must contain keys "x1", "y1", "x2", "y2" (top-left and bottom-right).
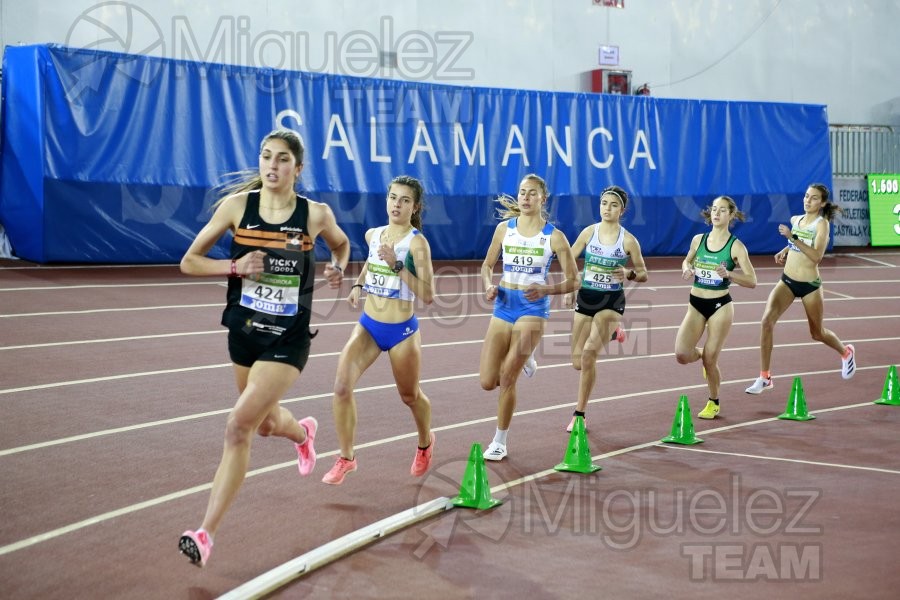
[{"x1": 2, "y1": 0, "x2": 898, "y2": 125}]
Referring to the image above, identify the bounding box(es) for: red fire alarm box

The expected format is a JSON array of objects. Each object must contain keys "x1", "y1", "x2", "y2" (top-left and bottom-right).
[{"x1": 591, "y1": 69, "x2": 632, "y2": 95}]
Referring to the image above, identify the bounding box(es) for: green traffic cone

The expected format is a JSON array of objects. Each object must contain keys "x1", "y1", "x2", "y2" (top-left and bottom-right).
[
  {"x1": 554, "y1": 416, "x2": 601, "y2": 473},
  {"x1": 661, "y1": 395, "x2": 703, "y2": 444},
  {"x1": 778, "y1": 376, "x2": 816, "y2": 420},
  {"x1": 874, "y1": 365, "x2": 900, "y2": 406},
  {"x1": 451, "y1": 443, "x2": 503, "y2": 510}
]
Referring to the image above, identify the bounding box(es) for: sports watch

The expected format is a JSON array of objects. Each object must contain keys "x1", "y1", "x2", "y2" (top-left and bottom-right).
[
  {"x1": 391, "y1": 259, "x2": 405, "y2": 273},
  {"x1": 791, "y1": 233, "x2": 799, "y2": 240}
]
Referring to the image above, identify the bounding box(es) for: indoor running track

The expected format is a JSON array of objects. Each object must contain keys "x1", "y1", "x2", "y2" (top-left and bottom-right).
[{"x1": 0, "y1": 250, "x2": 898, "y2": 599}]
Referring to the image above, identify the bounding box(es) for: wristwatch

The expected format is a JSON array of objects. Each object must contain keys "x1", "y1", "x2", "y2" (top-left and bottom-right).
[
  {"x1": 391, "y1": 259, "x2": 404, "y2": 273},
  {"x1": 791, "y1": 233, "x2": 799, "y2": 241}
]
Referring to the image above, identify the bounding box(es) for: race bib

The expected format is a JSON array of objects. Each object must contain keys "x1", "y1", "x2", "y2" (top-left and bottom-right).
[
  {"x1": 788, "y1": 228, "x2": 815, "y2": 251},
  {"x1": 693, "y1": 260, "x2": 724, "y2": 286},
  {"x1": 504, "y1": 244, "x2": 545, "y2": 274},
  {"x1": 365, "y1": 262, "x2": 402, "y2": 298},
  {"x1": 582, "y1": 255, "x2": 623, "y2": 291},
  {"x1": 583, "y1": 263, "x2": 621, "y2": 291},
  {"x1": 240, "y1": 273, "x2": 300, "y2": 316}
]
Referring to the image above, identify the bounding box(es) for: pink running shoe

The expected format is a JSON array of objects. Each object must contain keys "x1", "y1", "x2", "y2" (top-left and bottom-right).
[
  {"x1": 295, "y1": 417, "x2": 318, "y2": 476},
  {"x1": 179, "y1": 529, "x2": 212, "y2": 567},
  {"x1": 322, "y1": 456, "x2": 358, "y2": 485},
  {"x1": 611, "y1": 327, "x2": 626, "y2": 343},
  {"x1": 410, "y1": 432, "x2": 435, "y2": 476}
]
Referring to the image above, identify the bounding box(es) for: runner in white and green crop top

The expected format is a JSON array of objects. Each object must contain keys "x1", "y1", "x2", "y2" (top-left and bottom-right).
[
  {"x1": 327, "y1": 175, "x2": 437, "y2": 485},
  {"x1": 676, "y1": 196, "x2": 757, "y2": 421},
  {"x1": 745, "y1": 183, "x2": 857, "y2": 396}
]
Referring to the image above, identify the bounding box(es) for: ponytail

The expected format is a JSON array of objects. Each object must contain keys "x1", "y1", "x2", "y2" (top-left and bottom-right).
[{"x1": 809, "y1": 183, "x2": 842, "y2": 222}]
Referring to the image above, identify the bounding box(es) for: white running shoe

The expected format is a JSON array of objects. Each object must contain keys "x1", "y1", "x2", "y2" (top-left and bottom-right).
[
  {"x1": 841, "y1": 344, "x2": 856, "y2": 379},
  {"x1": 566, "y1": 416, "x2": 587, "y2": 433},
  {"x1": 483, "y1": 441, "x2": 507, "y2": 461},
  {"x1": 745, "y1": 376, "x2": 774, "y2": 394},
  {"x1": 523, "y1": 353, "x2": 537, "y2": 378}
]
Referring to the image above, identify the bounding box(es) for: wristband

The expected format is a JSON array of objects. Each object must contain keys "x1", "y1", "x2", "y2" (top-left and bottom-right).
[
  {"x1": 230, "y1": 260, "x2": 238, "y2": 277},
  {"x1": 351, "y1": 283, "x2": 364, "y2": 290}
]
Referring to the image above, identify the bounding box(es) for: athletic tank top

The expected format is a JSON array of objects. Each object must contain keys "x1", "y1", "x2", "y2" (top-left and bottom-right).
[
  {"x1": 500, "y1": 218, "x2": 556, "y2": 287},
  {"x1": 581, "y1": 225, "x2": 628, "y2": 292},
  {"x1": 363, "y1": 225, "x2": 419, "y2": 301},
  {"x1": 692, "y1": 233, "x2": 736, "y2": 291},
  {"x1": 788, "y1": 215, "x2": 823, "y2": 252},
  {"x1": 221, "y1": 192, "x2": 314, "y2": 337}
]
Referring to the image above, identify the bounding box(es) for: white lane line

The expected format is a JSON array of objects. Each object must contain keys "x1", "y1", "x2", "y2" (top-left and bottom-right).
[
  {"x1": 0, "y1": 364, "x2": 894, "y2": 558},
  {"x1": 0, "y1": 303, "x2": 221, "y2": 317},
  {"x1": 1, "y1": 292, "x2": 479, "y2": 316},
  {"x1": 660, "y1": 445, "x2": 900, "y2": 476},
  {"x1": 1, "y1": 328, "x2": 897, "y2": 399},
  {"x1": 2, "y1": 283, "x2": 900, "y2": 317},
  {"x1": 218, "y1": 396, "x2": 899, "y2": 597},
  {"x1": 3, "y1": 307, "x2": 899, "y2": 351},
  {"x1": 0, "y1": 330, "x2": 224, "y2": 351},
  {"x1": 1, "y1": 282, "x2": 228, "y2": 292},
  {"x1": 848, "y1": 254, "x2": 897, "y2": 267},
  {"x1": 0, "y1": 271, "x2": 487, "y2": 292},
  {"x1": 0, "y1": 258, "x2": 894, "y2": 280}
]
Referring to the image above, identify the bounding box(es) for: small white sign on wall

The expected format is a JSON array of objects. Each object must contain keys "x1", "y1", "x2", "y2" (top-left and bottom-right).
[{"x1": 599, "y1": 45, "x2": 619, "y2": 66}]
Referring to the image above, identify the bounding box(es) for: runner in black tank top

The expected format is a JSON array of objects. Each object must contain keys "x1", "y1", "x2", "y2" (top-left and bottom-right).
[
  {"x1": 177, "y1": 129, "x2": 350, "y2": 567},
  {"x1": 222, "y1": 190, "x2": 315, "y2": 350}
]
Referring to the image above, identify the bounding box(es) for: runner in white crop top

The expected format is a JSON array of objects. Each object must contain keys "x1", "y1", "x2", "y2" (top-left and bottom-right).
[
  {"x1": 746, "y1": 183, "x2": 856, "y2": 395},
  {"x1": 325, "y1": 175, "x2": 437, "y2": 485},
  {"x1": 363, "y1": 224, "x2": 419, "y2": 301}
]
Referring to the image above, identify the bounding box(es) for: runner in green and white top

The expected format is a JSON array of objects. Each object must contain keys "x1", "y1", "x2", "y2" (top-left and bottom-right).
[
  {"x1": 564, "y1": 185, "x2": 648, "y2": 433},
  {"x1": 675, "y1": 196, "x2": 757, "y2": 420}
]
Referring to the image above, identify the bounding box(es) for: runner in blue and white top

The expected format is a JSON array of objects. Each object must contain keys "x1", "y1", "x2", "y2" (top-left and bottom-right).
[
  {"x1": 479, "y1": 174, "x2": 579, "y2": 462},
  {"x1": 324, "y1": 175, "x2": 436, "y2": 486},
  {"x1": 746, "y1": 183, "x2": 856, "y2": 396},
  {"x1": 498, "y1": 218, "x2": 556, "y2": 290},
  {"x1": 564, "y1": 185, "x2": 648, "y2": 433}
]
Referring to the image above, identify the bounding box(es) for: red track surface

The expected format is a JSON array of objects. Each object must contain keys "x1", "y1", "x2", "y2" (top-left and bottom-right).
[{"x1": 1, "y1": 250, "x2": 899, "y2": 599}]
